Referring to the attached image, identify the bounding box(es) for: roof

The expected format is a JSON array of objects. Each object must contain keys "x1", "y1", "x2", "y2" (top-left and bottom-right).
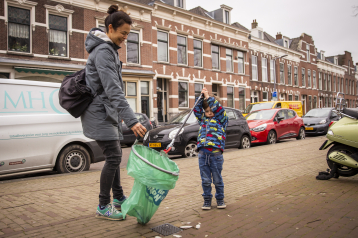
[
  {"x1": 231, "y1": 22, "x2": 249, "y2": 32},
  {"x1": 128, "y1": 0, "x2": 155, "y2": 5},
  {"x1": 263, "y1": 32, "x2": 278, "y2": 44},
  {"x1": 188, "y1": 6, "x2": 212, "y2": 19},
  {"x1": 289, "y1": 37, "x2": 300, "y2": 51}
]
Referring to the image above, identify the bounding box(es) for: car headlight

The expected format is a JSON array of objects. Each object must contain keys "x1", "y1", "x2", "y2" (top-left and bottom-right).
[
  {"x1": 251, "y1": 123, "x2": 267, "y2": 132},
  {"x1": 319, "y1": 119, "x2": 327, "y2": 124},
  {"x1": 169, "y1": 128, "x2": 184, "y2": 140},
  {"x1": 143, "y1": 132, "x2": 149, "y2": 141},
  {"x1": 327, "y1": 130, "x2": 334, "y2": 136}
]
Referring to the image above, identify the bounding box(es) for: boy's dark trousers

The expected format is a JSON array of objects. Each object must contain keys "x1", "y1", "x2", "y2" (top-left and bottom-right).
[
  {"x1": 96, "y1": 140, "x2": 124, "y2": 206},
  {"x1": 198, "y1": 149, "x2": 224, "y2": 200}
]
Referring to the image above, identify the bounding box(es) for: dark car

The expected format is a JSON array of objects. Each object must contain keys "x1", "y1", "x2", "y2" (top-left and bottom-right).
[
  {"x1": 120, "y1": 113, "x2": 153, "y2": 146},
  {"x1": 143, "y1": 107, "x2": 251, "y2": 158},
  {"x1": 303, "y1": 108, "x2": 340, "y2": 135},
  {"x1": 246, "y1": 108, "x2": 305, "y2": 144}
]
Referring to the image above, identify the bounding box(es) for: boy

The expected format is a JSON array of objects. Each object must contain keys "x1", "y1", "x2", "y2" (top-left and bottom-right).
[{"x1": 193, "y1": 87, "x2": 228, "y2": 210}]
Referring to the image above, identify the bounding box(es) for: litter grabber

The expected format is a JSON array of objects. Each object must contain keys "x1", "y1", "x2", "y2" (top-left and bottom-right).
[{"x1": 121, "y1": 94, "x2": 203, "y2": 224}]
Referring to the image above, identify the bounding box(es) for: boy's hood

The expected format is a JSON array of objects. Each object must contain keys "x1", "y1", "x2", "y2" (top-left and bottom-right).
[{"x1": 85, "y1": 28, "x2": 120, "y2": 53}]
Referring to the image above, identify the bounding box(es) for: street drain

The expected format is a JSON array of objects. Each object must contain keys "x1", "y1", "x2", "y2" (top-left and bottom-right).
[{"x1": 152, "y1": 223, "x2": 182, "y2": 236}]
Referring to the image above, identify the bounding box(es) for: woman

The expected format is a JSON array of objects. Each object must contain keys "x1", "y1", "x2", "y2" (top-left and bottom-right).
[{"x1": 81, "y1": 5, "x2": 147, "y2": 221}]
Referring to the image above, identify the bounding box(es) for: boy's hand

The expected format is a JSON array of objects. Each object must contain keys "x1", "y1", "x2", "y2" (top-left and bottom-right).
[{"x1": 201, "y1": 87, "x2": 210, "y2": 99}]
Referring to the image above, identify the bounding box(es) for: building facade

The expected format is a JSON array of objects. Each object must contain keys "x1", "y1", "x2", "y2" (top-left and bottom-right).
[{"x1": 0, "y1": 0, "x2": 357, "y2": 124}]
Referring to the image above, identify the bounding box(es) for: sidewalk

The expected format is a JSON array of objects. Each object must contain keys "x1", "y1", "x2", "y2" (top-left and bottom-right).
[{"x1": 1, "y1": 136, "x2": 357, "y2": 237}]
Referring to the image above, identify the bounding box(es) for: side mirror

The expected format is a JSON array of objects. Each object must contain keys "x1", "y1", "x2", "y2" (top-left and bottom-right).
[{"x1": 277, "y1": 116, "x2": 284, "y2": 122}]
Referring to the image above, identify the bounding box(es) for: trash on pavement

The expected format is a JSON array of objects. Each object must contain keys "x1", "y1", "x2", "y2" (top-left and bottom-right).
[
  {"x1": 196, "y1": 223, "x2": 201, "y2": 229},
  {"x1": 180, "y1": 226, "x2": 192, "y2": 229}
]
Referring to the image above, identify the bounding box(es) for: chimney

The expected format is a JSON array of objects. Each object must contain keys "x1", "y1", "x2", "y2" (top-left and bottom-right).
[
  {"x1": 276, "y1": 32, "x2": 282, "y2": 40},
  {"x1": 251, "y1": 19, "x2": 258, "y2": 29}
]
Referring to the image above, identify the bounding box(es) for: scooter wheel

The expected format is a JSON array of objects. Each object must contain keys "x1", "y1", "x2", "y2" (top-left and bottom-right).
[{"x1": 327, "y1": 145, "x2": 358, "y2": 177}]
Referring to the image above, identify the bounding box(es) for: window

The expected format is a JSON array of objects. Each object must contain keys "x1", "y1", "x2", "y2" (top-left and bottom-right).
[
  {"x1": 127, "y1": 31, "x2": 139, "y2": 64},
  {"x1": 212, "y1": 84, "x2": 219, "y2": 97},
  {"x1": 341, "y1": 78, "x2": 344, "y2": 93},
  {"x1": 8, "y1": 6, "x2": 30, "y2": 53},
  {"x1": 307, "y1": 70, "x2": 311, "y2": 88},
  {"x1": 270, "y1": 60, "x2": 276, "y2": 83},
  {"x1": 177, "y1": 0, "x2": 183, "y2": 8},
  {"x1": 225, "y1": 10, "x2": 230, "y2": 24},
  {"x1": 337, "y1": 77, "x2": 340, "y2": 92},
  {"x1": 328, "y1": 75, "x2": 331, "y2": 91},
  {"x1": 141, "y1": 81, "x2": 150, "y2": 117},
  {"x1": 280, "y1": 63, "x2": 284, "y2": 84},
  {"x1": 226, "y1": 49, "x2": 233, "y2": 72},
  {"x1": 308, "y1": 96, "x2": 312, "y2": 110},
  {"x1": 177, "y1": 35, "x2": 187, "y2": 65},
  {"x1": 227, "y1": 86, "x2": 234, "y2": 107},
  {"x1": 193, "y1": 40, "x2": 202, "y2": 67},
  {"x1": 287, "y1": 110, "x2": 295, "y2": 119},
  {"x1": 319, "y1": 72, "x2": 322, "y2": 90},
  {"x1": 178, "y1": 82, "x2": 188, "y2": 107},
  {"x1": 301, "y1": 68, "x2": 305, "y2": 87},
  {"x1": 252, "y1": 55, "x2": 258, "y2": 80},
  {"x1": 211, "y1": 45, "x2": 220, "y2": 70},
  {"x1": 158, "y1": 31, "x2": 168, "y2": 62},
  {"x1": 306, "y1": 44, "x2": 310, "y2": 62},
  {"x1": 0, "y1": 72, "x2": 10, "y2": 78},
  {"x1": 262, "y1": 91, "x2": 268, "y2": 102},
  {"x1": 313, "y1": 71, "x2": 316, "y2": 89},
  {"x1": 294, "y1": 66, "x2": 298, "y2": 86},
  {"x1": 295, "y1": 95, "x2": 299, "y2": 101},
  {"x1": 288, "y1": 95, "x2": 293, "y2": 101},
  {"x1": 239, "y1": 87, "x2": 245, "y2": 110},
  {"x1": 49, "y1": 15, "x2": 67, "y2": 57},
  {"x1": 258, "y1": 31, "x2": 263, "y2": 39},
  {"x1": 313, "y1": 96, "x2": 317, "y2": 109},
  {"x1": 285, "y1": 40, "x2": 288, "y2": 48},
  {"x1": 262, "y1": 58, "x2": 268, "y2": 82},
  {"x1": 238, "y1": 52, "x2": 245, "y2": 74},
  {"x1": 288, "y1": 65, "x2": 292, "y2": 85},
  {"x1": 126, "y1": 81, "x2": 137, "y2": 111},
  {"x1": 323, "y1": 74, "x2": 326, "y2": 91},
  {"x1": 194, "y1": 83, "x2": 203, "y2": 99}
]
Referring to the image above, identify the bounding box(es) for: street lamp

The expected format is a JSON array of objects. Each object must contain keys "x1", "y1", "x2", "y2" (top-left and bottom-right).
[{"x1": 272, "y1": 54, "x2": 288, "y2": 101}]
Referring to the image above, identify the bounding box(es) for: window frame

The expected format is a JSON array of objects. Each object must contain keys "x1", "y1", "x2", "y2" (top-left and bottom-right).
[
  {"x1": 7, "y1": 6, "x2": 31, "y2": 53},
  {"x1": 251, "y1": 55, "x2": 258, "y2": 81},
  {"x1": 294, "y1": 66, "x2": 298, "y2": 86},
  {"x1": 177, "y1": 35, "x2": 187, "y2": 65},
  {"x1": 270, "y1": 59, "x2": 276, "y2": 83},
  {"x1": 262, "y1": 91, "x2": 268, "y2": 102},
  {"x1": 126, "y1": 30, "x2": 140, "y2": 65},
  {"x1": 226, "y1": 48, "x2": 233, "y2": 72},
  {"x1": 238, "y1": 87, "x2": 246, "y2": 111},
  {"x1": 287, "y1": 65, "x2": 292, "y2": 86},
  {"x1": 307, "y1": 69, "x2": 311, "y2": 88},
  {"x1": 194, "y1": 83, "x2": 203, "y2": 99},
  {"x1": 157, "y1": 30, "x2": 169, "y2": 63},
  {"x1": 301, "y1": 68, "x2": 305, "y2": 87},
  {"x1": 313, "y1": 71, "x2": 316, "y2": 89},
  {"x1": 262, "y1": 58, "x2": 268, "y2": 82},
  {"x1": 237, "y1": 51, "x2": 245, "y2": 74},
  {"x1": 193, "y1": 39, "x2": 203, "y2": 68},
  {"x1": 48, "y1": 14, "x2": 68, "y2": 57},
  {"x1": 178, "y1": 81, "x2": 189, "y2": 108},
  {"x1": 227, "y1": 86, "x2": 234, "y2": 108},
  {"x1": 211, "y1": 45, "x2": 220, "y2": 70},
  {"x1": 280, "y1": 62, "x2": 284, "y2": 84}
]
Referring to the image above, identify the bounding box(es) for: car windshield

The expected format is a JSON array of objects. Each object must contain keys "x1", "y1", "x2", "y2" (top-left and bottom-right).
[
  {"x1": 244, "y1": 103, "x2": 274, "y2": 114},
  {"x1": 246, "y1": 110, "x2": 276, "y2": 120},
  {"x1": 169, "y1": 110, "x2": 197, "y2": 124},
  {"x1": 304, "y1": 109, "x2": 331, "y2": 118}
]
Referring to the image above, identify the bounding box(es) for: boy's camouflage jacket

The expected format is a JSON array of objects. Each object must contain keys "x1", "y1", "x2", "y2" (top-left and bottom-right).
[{"x1": 193, "y1": 97, "x2": 228, "y2": 152}]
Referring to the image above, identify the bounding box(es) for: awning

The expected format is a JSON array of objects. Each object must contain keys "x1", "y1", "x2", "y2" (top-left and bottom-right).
[{"x1": 14, "y1": 67, "x2": 75, "y2": 76}]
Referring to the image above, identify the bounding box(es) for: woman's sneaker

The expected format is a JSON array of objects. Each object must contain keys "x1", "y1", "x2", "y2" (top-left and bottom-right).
[
  {"x1": 217, "y1": 199, "x2": 226, "y2": 209},
  {"x1": 113, "y1": 195, "x2": 127, "y2": 210},
  {"x1": 96, "y1": 204, "x2": 124, "y2": 220}
]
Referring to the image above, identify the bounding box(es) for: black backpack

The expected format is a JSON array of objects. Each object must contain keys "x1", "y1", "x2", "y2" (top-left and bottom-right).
[{"x1": 59, "y1": 68, "x2": 103, "y2": 118}]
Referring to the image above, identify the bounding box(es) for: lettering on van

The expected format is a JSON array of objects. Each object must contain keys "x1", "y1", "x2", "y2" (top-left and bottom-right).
[
  {"x1": 1, "y1": 89, "x2": 67, "y2": 114},
  {"x1": 0, "y1": 161, "x2": 4, "y2": 167},
  {"x1": 9, "y1": 159, "x2": 26, "y2": 165},
  {"x1": 289, "y1": 104, "x2": 300, "y2": 109}
]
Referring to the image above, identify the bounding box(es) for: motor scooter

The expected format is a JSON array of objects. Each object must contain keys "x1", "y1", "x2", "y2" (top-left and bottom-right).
[{"x1": 316, "y1": 92, "x2": 358, "y2": 180}]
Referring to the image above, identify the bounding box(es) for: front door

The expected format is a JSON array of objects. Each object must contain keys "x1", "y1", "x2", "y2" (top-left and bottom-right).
[{"x1": 157, "y1": 78, "x2": 168, "y2": 123}]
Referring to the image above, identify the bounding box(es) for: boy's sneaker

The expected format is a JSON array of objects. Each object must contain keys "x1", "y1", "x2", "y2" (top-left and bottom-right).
[
  {"x1": 217, "y1": 200, "x2": 226, "y2": 209},
  {"x1": 96, "y1": 204, "x2": 124, "y2": 221},
  {"x1": 113, "y1": 195, "x2": 127, "y2": 210},
  {"x1": 201, "y1": 198, "x2": 212, "y2": 210}
]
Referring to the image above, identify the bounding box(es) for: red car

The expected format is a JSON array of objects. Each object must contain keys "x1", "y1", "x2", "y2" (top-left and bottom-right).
[{"x1": 246, "y1": 108, "x2": 305, "y2": 144}]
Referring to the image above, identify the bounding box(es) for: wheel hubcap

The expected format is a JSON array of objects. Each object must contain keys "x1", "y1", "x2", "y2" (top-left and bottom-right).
[
  {"x1": 242, "y1": 137, "x2": 250, "y2": 149},
  {"x1": 185, "y1": 143, "x2": 198, "y2": 157},
  {"x1": 300, "y1": 129, "x2": 305, "y2": 139},
  {"x1": 65, "y1": 151, "x2": 85, "y2": 172},
  {"x1": 269, "y1": 133, "x2": 276, "y2": 144}
]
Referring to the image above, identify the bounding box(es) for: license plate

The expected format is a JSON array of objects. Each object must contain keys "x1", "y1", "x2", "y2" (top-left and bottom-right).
[
  {"x1": 149, "y1": 143, "x2": 161, "y2": 148},
  {"x1": 305, "y1": 127, "x2": 314, "y2": 130}
]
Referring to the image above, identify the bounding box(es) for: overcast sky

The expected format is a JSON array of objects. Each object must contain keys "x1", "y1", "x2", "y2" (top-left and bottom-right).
[{"x1": 187, "y1": 0, "x2": 358, "y2": 65}]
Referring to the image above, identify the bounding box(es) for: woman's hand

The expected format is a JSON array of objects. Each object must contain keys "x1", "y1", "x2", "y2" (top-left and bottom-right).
[
  {"x1": 201, "y1": 87, "x2": 210, "y2": 99},
  {"x1": 131, "y1": 122, "x2": 147, "y2": 137}
]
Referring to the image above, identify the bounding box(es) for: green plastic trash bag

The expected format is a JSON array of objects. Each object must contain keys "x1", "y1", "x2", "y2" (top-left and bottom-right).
[{"x1": 121, "y1": 145, "x2": 179, "y2": 224}]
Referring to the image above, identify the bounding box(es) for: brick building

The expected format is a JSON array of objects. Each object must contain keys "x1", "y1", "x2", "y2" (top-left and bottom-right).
[{"x1": 0, "y1": 0, "x2": 357, "y2": 123}]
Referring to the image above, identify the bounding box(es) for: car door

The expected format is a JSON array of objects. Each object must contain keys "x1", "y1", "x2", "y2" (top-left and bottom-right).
[
  {"x1": 225, "y1": 109, "x2": 239, "y2": 146},
  {"x1": 285, "y1": 109, "x2": 296, "y2": 135},
  {"x1": 274, "y1": 110, "x2": 289, "y2": 139}
]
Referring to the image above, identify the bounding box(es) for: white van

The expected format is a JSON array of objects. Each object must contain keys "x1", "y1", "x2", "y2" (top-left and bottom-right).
[{"x1": 0, "y1": 79, "x2": 104, "y2": 178}]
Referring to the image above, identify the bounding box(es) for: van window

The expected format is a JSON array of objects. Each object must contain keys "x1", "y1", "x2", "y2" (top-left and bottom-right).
[{"x1": 275, "y1": 103, "x2": 282, "y2": 108}]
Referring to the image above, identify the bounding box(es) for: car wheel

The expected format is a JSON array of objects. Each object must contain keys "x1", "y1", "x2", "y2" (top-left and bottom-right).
[
  {"x1": 266, "y1": 130, "x2": 276, "y2": 144},
  {"x1": 56, "y1": 144, "x2": 91, "y2": 173},
  {"x1": 183, "y1": 140, "x2": 198, "y2": 158},
  {"x1": 296, "y1": 127, "x2": 305, "y2": 140},
  {"x1": 239, "y1": 135, "x2": 251, "y2": 149}
]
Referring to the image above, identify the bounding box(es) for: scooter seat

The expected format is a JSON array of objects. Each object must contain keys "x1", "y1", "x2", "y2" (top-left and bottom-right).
[{"x1": 343, "y1": 108, "x2": 358, "y2": 119}]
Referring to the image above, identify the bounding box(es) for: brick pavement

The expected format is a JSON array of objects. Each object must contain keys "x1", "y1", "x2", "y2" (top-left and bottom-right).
[{"x1": 1, "y1": 136, "x2": 357, "y2": 237}]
